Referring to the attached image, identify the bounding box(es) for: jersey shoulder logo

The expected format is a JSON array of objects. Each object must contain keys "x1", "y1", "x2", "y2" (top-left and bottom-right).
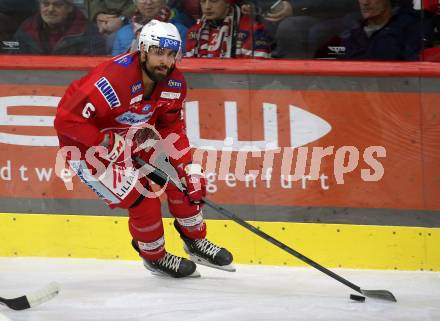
[
  {"x1": 95, "y1": 77, "x2": 121, "y2": 109},
  {"x1": 114, "y1": 54, "x2": 134, "y2": 67}
]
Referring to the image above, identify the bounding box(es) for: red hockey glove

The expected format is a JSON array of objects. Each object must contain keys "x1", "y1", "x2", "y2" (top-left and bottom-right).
[
  {"x1": 177, "y1": 163, "x2": 206, "y2": 204},
  {"x1": 99, "y1": 131, "x2": 137, "y2": 165}
]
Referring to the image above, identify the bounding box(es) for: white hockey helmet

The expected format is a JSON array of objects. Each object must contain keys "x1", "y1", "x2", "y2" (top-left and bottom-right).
[{"x1": 137, "y1": 19, "x2": 182, "y2": 59}]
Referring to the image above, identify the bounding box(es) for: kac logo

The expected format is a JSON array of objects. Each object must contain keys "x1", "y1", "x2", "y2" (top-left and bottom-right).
[
  {"x1": 142, "y1": 104, "x2": 152, "y2": 113},
  {"x1": 95, "y1": 77, "x2": 121, "y2": 109}
]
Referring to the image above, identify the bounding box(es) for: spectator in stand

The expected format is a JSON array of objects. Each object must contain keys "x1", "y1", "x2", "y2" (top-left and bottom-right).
[
  {"x1": 320, "y1": 0, "x2": 422, "y2": 60},
  {"x1": 94, "y1": 8, "x2": 129, "y2": 54},
  {"x1": 180, "y1": 0, "x2": 203, "y2": 23},
  {"x1": 241, "y1": 0, "x2": 358, "y2": 58},
  {"x1": 0, "y1": 0, "x2": 38, "y2": 51},
  {"x1": 86, "y1": 0, "x2": 134, "y2": 21},
  {"x1": 111, "y1": 0, "x2": 188, "y2": 56},
  {"x1": 421, "y1": 0, "x2": 440, "y2": 60},
  {"x1": 167, "y1": 0, "x2": 197, "y2": 28},
  {"x1": 86, "y1": 1, "x2": 133, "y2": 54},
  {"x1": 13, "y1": 0, "x2": 105, "y2": 55},
  {"x1": 185, "y1": 0, "x2": 272, "y2": 58}
]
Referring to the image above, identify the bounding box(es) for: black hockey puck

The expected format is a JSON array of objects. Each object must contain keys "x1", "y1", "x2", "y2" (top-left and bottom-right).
[{"x1": 350, "y1": 294, "x2": 366, "y2": 302}]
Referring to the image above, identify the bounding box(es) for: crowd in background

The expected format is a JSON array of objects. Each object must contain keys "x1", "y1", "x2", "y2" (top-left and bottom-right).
[{"x1": 0, "y1": 0, "x2": 439, "y2": 61}]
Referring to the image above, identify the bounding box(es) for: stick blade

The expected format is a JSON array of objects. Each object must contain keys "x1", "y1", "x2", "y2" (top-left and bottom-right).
[
  {"x1": 27, "y1": 282, "x2": 60, "y2": 308},
  {"x1": 0, "y1": 282, "x2": 60, "y2": 311},
  {"x1": 360, "y1": 289, "x2": 397, "y2": 302}
]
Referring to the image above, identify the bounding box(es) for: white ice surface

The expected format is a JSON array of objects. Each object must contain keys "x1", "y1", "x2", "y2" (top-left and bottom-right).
[{"x1": 0, "y1": 257, "x2": 439, "y2": 321}]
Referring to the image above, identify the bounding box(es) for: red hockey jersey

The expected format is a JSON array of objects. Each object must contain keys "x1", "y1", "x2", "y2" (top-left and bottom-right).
[{"x1": 54, "y1": 51, "x2": 191, "y2": 166}]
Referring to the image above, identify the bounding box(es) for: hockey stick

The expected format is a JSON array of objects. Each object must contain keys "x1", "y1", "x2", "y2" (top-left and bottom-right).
[
  {"x1": 0, "y1": 282, "x2": 60, "y2": 310},
  {"x1": 135, "y1": 157, "x2": 397, "y2": 302}
]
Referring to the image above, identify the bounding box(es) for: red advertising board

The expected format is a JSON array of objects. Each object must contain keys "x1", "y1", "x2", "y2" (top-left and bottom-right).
[
  {"x1": 0, "y1": 81, "x2": 438, "y2": 210},
  {"x1": 0, "y1": 57, "x2": 439, "y2": 214}
]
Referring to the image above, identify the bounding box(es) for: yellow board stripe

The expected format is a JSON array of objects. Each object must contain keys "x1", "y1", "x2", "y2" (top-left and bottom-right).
[{"x1": 0, "y1": 213, "x2": 438, "y2": 271}]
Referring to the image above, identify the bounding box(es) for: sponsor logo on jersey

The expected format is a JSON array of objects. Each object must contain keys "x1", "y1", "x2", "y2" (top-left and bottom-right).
[
  {"x1": 95, "y1": 77, "x2": 121, "y2": 109},
  {"x1": 159, "y1": 37, "x2": 180, "y2": 51},
  {"x1": 68, "y1": 160, "x2": 120, "y2": 204},
  {"x1": 142, "y1": 104, "x2": 152, "y2": 113},
  {"x1": 114, "y1": 54, "x2": 134, "y2": 67},
  {"x1": 167, "y1": 79, "x2": 182, "y2": 89},
  {"x1": 115, "y1": 111, "x2": 153, "y2": 125},
  {"x1": 70, "y1": 161, "x2": 106, "y2": 201},
  {"x1": 131, "y1": 81, "x2": 142, "y2": 94},
  {"x1": 111, "y1": 165, "x2": 138, "y2": 199},
  {"x1": 129, "y1": 94, "x2": 142, "y2": 105},
  {"x1": 160, "y1": 91, "x2": 181, "y2": 100},
  {"x1": 99, "y1": 164, "x2": 139, "y2": 200}
]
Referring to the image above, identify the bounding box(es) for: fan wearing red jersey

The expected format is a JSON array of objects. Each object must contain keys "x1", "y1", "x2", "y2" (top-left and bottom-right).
[{"x1": 54, "y1": 20, "x2": 234, "y2": 278}]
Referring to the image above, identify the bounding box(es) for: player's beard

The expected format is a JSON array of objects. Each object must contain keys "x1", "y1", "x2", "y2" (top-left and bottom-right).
[{"x1": 143, "y1": 60, "x2": 172, "y2": 82}]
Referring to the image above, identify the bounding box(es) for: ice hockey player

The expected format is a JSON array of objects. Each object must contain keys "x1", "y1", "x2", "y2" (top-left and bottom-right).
[{"x1": 54, "y1": 19, "x2": 234, "y2": 278}]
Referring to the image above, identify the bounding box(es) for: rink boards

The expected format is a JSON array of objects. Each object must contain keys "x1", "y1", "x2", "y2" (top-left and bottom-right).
[
  {"x1": 0, "y1": 57, "x2": 439, "y2": 271},
  {"x1": 0, "y1": 213, "x2": 439, "y2": 271}
]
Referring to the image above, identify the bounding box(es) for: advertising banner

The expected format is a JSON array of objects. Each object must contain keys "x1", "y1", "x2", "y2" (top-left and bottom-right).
[{"x1": 0, "y1": 81, "x2": 439, "y2": 211}]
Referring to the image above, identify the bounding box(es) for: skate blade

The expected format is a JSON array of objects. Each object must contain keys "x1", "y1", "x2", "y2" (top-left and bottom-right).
[
  {"x1": 186, "y1": 252, "x2": 236, "y2": 272},
  {"x1": 149, "y1": 269, "x2": 201, "y2": 278},
  {"x1": 143, "y1": 262, "x2": 201, "y2": 278}
]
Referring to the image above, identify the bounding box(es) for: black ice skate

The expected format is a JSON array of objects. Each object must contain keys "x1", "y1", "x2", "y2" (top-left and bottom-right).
[
  {"x1": 131, "y1": 240, "x2": 200, "y2": 278},
  {"x1": 143, "y1": 252, "x2": 201, "y2": 278},
  {"x1": 174, "y1": 221, "x2": 236, "y2": 272}
]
